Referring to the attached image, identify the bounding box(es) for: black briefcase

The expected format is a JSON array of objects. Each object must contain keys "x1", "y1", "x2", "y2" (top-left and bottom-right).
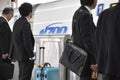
[
  {"x1": 59, "y1": 39, "x2": 87, "y2": 76},
  {"x1": 0, "y1": 61, "x2": 14, "y2": 79}
]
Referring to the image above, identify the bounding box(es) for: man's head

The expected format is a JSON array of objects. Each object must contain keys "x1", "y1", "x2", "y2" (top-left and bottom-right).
[
  {"x1": 2, "y1": 7, "x2": 14, "y2": 21},
  {"x1": 80, "y1": 0, "x2": 97, "y2": 9},
  {"x1": 19, "y1": 3, "x2": 33, "y2": 19}
]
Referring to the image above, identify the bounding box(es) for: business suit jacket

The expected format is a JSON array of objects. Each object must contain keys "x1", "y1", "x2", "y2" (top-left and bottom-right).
[
  {"x1": 0, "y1": 17, "x2": 12, "y2": 60},
  {"x1": 72, "y1": 6, "x2": 97, "y2": 76},
  {"x1": 9, "y1": 17, "x2": 34, "y2": 61},
  {"x1": 96, "y1": 3, "x2": 120, "y2": 76}
]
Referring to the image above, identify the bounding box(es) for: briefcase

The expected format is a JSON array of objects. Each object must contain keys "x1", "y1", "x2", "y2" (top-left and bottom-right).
[
  {"x1": 0, "y1": 61, "x2": 14, "y2": 79},
  {"x1": 59, "y1": 39, "x2": 87, "y2": 76}
]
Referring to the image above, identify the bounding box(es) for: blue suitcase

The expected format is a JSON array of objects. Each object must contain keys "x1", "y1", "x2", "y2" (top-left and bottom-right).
[
  {"x1": 36, "y1": 63, "x2": 59, "y2": 80},
  {"x1": 35, "y1": 47, "x2": 59, "y2": 80}
]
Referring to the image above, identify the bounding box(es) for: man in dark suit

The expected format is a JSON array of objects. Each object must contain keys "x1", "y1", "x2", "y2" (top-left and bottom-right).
[
  {"x1": 9, "y1": 3, "x2": 35, "y2": 80},
  {"x1": 72, "y1": 0, "x2": 97, "y2": 80},
  {"x1": 95, "y1": 1, "x2": 120, "y2": 80},
  {"x1": 0, "y1": 7, "x2": 13, "y2": 80}
]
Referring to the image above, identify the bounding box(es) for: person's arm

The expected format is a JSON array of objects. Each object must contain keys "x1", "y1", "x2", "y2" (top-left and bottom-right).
[
  {"x1": 0, "y1": 22, "x2": 11, "y2": 59},
  {"x1": 95, "y1": 11, "x2": 104, "y2": 52},
  {"x1": 0, "y1": 22, "x2": 10, "y2": 54},
  {"x1": 80, "y1": 14, "x2": 97, "y2": 64},
  {"x1": 22, "y1": 22, "x2": 34, "y2": 59}
]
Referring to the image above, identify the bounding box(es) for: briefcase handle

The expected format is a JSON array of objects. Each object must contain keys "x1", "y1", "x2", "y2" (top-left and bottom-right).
[
  {"x1": 66, "y1": 39, "x2": 72, "y2": 43},
  {"x1": 68, "y1": 50, "x2": 80, "y2": 64}
]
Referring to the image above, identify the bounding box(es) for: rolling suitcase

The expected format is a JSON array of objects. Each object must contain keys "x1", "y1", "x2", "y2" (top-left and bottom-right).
[
  {"x1": 36, "y1": 63, "x2": 59, "y2": 80},
  {"x1": 35, "y1": 47, "x2": 59, "y2": 80}
]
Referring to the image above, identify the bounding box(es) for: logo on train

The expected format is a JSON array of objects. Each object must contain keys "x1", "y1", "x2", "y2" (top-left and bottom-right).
[{"x1": 39, "y1": 22, "x2": 68, "y2": 35}]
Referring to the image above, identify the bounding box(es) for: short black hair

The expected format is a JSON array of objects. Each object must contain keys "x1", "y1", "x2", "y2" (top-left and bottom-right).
[
  {"x1": 19, "y1": 3, "x2": 32, "y2": 17},
  {"x1": 80, "y1": 0, "x2": 94, "y2": 6},
  {"x1": 2, "y1": 7, "x2": 14, "y2": 15}
]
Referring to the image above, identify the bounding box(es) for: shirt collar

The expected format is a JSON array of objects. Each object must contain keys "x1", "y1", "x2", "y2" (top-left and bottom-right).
[
  {"x1": 25, "y1": 17, "x2": 30, "y2": 22},
  {"x1": 85, "y1": 6, "x2": 92, "y2": 14},
  {"x1": 2, "y1": 16, "x2": 8, "y2": 22}
]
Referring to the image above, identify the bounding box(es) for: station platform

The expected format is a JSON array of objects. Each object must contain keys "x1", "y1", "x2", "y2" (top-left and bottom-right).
[{"x1": 10, "y1": 62, "x2": 102, "y2": 80}]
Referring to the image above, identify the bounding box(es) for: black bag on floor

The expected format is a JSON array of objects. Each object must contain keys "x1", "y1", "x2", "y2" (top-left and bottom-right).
[
  {"x1": 59, "y1": 39, "x2": 87, "y2": 76},
  {"x1": 0, "y1": 59, "x2": 14, "y2": 79}
]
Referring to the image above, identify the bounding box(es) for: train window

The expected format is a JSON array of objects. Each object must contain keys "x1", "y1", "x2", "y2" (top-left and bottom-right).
[{"x1": 110, "y1": 3, "x2": 118, "y2": 7}]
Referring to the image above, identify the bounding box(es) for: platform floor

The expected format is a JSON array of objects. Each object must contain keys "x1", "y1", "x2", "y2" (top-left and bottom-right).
[{"x1": 10, "y1": 62, "x2": 102, "y2": 80}]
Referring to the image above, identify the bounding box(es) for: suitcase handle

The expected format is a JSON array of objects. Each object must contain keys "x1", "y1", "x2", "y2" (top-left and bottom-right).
[
  {"x1": 39, "y1": 47, "x2": 45, "y2": 64},
  {"x1": 39, "y1": 47, "x2": 45, "y2": 49},
  {"x1": 43, "y1": 63, "x2": 51, "y2": 67}
]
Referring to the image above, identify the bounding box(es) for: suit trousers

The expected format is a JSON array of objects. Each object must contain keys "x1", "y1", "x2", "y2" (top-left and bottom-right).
[
  {"x1": 80, "y1": 76, "x2": 92, "y2": 80},
  {"x1": 103, "y1": 74, "x2": 120, "y2": 80},
  {"x1": 0, "y1": 77, "x2": 8, "y2": 80},
  {"x1": 18, "y1": 60, "x2": 34, "y2": 80}
]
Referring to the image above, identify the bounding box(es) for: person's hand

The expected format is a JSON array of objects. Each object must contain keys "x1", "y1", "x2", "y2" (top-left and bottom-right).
[
  {"x1": 90, "y1": 64, "x2": 97, "y2": 72},
  {"x1": 29, "y1": 56, "x2": 35, "y2": 61},
  {"x1": 2, "y1": 53, "x2": 8, "y2": 59},
  {"x1": 11, "y1": 59, "x2": 16, "y2": 62}
]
